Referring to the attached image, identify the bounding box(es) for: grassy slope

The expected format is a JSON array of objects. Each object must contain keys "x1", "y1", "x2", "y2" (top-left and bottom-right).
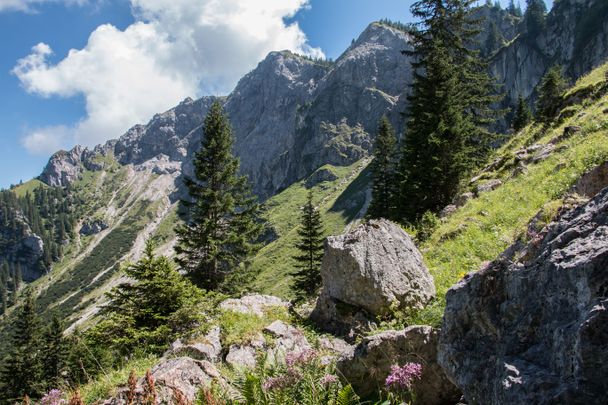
[
  {"x1": 249, "y1": 160, "x2": 371, "y2": 298},
  {"x1": 411, "y1": 63, "x2": 608, "y2": 325}
]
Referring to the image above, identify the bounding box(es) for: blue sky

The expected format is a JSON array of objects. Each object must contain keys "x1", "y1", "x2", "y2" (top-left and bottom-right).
[{"x1": 0, "y1": 0, "x2": 551, "y2": 189}]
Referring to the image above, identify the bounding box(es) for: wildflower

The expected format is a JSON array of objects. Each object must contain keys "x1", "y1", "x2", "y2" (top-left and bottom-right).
[
  {"x1": 285, "y1": 349, "x2": 317, "y2": 367},
  {"x1": 40, "y1": 390, "x2": 67, "y2": 405},
  {"x1": 262, "y1": 375, "x2": 291, "y2": 391},
  {"x1": 385, "y1": 362, "x2": 423, "y2": 390},
  {"x1": 319, "y1": 374, "x2": 339, "y2": 387}
]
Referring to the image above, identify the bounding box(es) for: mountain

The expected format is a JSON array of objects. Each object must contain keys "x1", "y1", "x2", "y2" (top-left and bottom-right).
[{"x1": 2, "y1": 1, "x2": 608, "y2": 329}]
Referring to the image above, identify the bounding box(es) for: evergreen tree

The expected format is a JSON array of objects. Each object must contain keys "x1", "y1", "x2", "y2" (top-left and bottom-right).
[
  {"x1": 398, "y1": 0, "x2": 500, "y2": 222},
  {"x1": 0, "y1": 291, "x2": 42, "y2": 401},
  {"x1": 512, "y1": 95, "x2": 533, "y2": 131},
  {"x1": 536, "y1": 65, "x2": 568, "y2": 124},
  {"x1": 175, "y1": 102, "x2": 262, "y2": 290},
  {"x1": 41, "y1": 316, "x2": 68, "y2": 390},
  {"x1": 92, "y1": 240, "x2": 211, "y2": 356},
  {"x1": 367, "y1": 116, "x2": 399, "y2": 220},
  {"x1": 524, "y1": 0, "x2": 547, "y2": 37},
  {"x1": 508, "y1": 0, "x2": 523, "y2": 17},
  {"x1": 14, "y1": 262, "x2": 22, "y2": 291},
  {"x1": 292, "y1": 191, "x2": 325, "y2": 299}
]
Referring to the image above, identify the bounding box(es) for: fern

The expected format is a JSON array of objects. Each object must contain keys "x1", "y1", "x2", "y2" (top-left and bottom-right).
[{"x1": 335, "y1": 385, "x2": 359, "y2": 405}]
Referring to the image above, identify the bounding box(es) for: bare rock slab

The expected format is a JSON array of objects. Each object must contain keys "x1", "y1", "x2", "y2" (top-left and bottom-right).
[{"x1": 439, "y1": 187, "x2": 608, "y2": 404}]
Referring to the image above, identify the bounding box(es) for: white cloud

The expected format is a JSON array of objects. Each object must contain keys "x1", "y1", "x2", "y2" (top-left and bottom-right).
[
  {"x1": 0, "y1": 0, "x2": 87, "y2": 13},
  {"x1": 21, "y1": 125, "x2": 72, "y2": 155},
  {"x1": 13, "y1": 0, "x2": 323, "y2": 154}
]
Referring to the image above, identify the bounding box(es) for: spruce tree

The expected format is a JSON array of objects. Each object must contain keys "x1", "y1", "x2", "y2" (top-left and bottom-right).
[
  {"x1": 536, "y1": 65, "x2": 568, "y2": 124},
  {"x1": 524, "y1": 0, "x2": 547, "y2": 37},
  {"x1": 292, "y1": 191, "x2": 325, "y2": 299},
  {"x1": 398, "y1": 0, "x2": 500, "y2": 222},
  {"x1": 0, "y1": 291, "x2": 42, "y2": 401},
  {"x1": 512, "y1": 95, "x2": 533, "y2": 131},
  {"x1": 41, "y1": 316, "x2": 68, "y2": 390},
  {"x1": 94, "y1": 240, "x2": 209, "y2": 355},
  {"x1": 367, "y1": 116, "x2": 398, "y2": 220},
  {"x1": 175, "y1": 102, "x2": 262, "y2": 290}
]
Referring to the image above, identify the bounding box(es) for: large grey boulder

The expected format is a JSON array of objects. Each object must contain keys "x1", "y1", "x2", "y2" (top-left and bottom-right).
[
  {"x1": 312, "y1": 219, "x2": 435, "y2": 328},
  {"x1": 439, "y1": 187, "x2": 608, "y2": 404},
  {"x1": 219, "y1": 294, "x2": 291, "y2": 317},
  {"x1": 337, "y1": 326, "x2": 461, "y2": 404},
  {"x1": 166, "y1": 326, "x2": 222, "y2": 362}
]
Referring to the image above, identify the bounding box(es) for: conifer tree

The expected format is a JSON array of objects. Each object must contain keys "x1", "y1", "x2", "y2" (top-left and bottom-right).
[
  {"x1": 175, "y1": 102, "x2": 262, "y2": 290},
  {"x1": 512, "y1": 95, "x2": 533, "y2": 131},
  {"x1": 536, "y1": 65, "x2": 568, "y2": 124},
  {"x1": 41, "y1": 316, "x2": 68, "y2": 389},
  {"x1": 0, "y1": 291, "x2": 42, "y2": 401},
  {"x1": 398, "y1": 0, "x2": 500, "y2": 222},
  {"x1": 367, "y1": 116, "x2": 398, "y2": 220},
  {"x1": 14, "y1": 262, "x2": 22, "y2": 291},
  {"x1": 292, "y1": 191, "x2": 325, "y2": 299},
  {"x1": 94, "y1": 240, "x2": 210, "y2": 355},
  {"x1": 524, "y1": 0, "x2": 547, "y2": 37}
]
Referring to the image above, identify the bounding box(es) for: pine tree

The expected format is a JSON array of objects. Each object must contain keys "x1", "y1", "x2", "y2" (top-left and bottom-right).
[
  {"x1": 93, "y1": 240, "x2": 210, "y2": 355},
  {"x1": 507, "y1": 0, "x2": 523, "y2": 17},
  {"x1": 512, "y1": 95, "x2": 533, "y2": 131},
  {"x1": 14, "y1": 262, "x2": 22, "y2": 291},
  {"x1": 41, "y1": 316, "x2": 68, "y2": 389},
  {"x1": 292, "y1": 191, "x2": 325, "y2": 299},
  {"x1": 175, "y1": 102, "x2": 262, "y2": 290},
  {"x1": 0, "y1": 291, "x2": 42, "y2": 401},
  {"x1": 398, "y1": 0, "x2": 500, "y2": 222},
  {"x1": 367, "y1": 116, "x2": 399, "y2": 220},
  {"x1": 536, "y1": 65, "x2": 568, "y2": 124},
  {"x1": 524, "y1": 0, "x2": 547, "y2": 37}
]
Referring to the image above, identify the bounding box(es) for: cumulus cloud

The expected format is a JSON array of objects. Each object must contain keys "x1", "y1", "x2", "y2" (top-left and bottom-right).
[
  {"x1": 21, "y1": 125, "x2": 72, "y2": 155},
  {"x1": 0, "y1": 0, "x2": 87, "y2": 13},
  {"x1": 13, "y1": 0, "x2": 323, "y2": 154}
]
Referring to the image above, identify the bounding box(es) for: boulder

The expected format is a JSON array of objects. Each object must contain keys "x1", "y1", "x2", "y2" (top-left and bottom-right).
[
  {"x1": 572, "y1": 160, "x2": 608, "y2": 198},
  {"x1": 438, "y1": 187, "x2": 608, "y2": 404},
  {"x1": 166, "y1": 326, "x2": 222, "y2": 362},
  {"x1": 440, "y1": 204, "x2": 458, "y2": 218},
  {"x1": 226, "y1": 345, "x2": 257, "y2": 369},
  {"x1": 264, "y1": 320, "x2": 312, "y2": 354},
  {"x1": 337, "y1": 326, "x2": 461, "y2": 404},
  {"x1": 80, "y1": 219, "x2": 109, "y2": 236},
  {"x1": 453, "y1": 192, "x2": 474, "y2": 207},
  {"x1": 219, "y1": 294, "x2": 291, "y2": 317},
  {"x1": 312, "y1": 219, "x2": 435, "y2": 322},
  {"x1": 476, "y1": 179, "x2": 502, "y2": 194},
  {"x1": 305, "y1": 167, "x2": 338, "y2": 188}
]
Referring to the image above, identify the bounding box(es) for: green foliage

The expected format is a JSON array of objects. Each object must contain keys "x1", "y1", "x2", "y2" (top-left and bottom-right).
[
  {"x1": 0, "y1": 291, "x2": 42, "y2": 401},
  {"x1": 367, "y1": 117, "x2": 398, "y2": 220},
  {"x1": 176, "y1": 102, "x2": 263, "y2": 290},
  {"x1": 41, "y1": 316, "x2": 69, "y2": 390},
  {"x1": 524, "y1": 0, "x2": 547, "y2": 38},
  {"x1": 507, "y1": 0, "x2": 522, "y2": 17},
  {"x1": 512, "y1": 95, "x2": 533, "y2": 131},
  {"x1": 89, "y1": 240, "x2": 215, "y2": 357},
  {"x1": 208, "y1": 351, "x2": 355, "y2": 405},
  {"x1": 292, "y1": 191, "x2": 326, "y2": 300},
  {"x1": 218, "y1": 305, "x2": 290, "y2": 347},
  {"x1": 398, "y1": 0, "x2": 501, "y2": 222},
  {"x1": 536, "y1": 65, "x2": 568, "y2": 123}
]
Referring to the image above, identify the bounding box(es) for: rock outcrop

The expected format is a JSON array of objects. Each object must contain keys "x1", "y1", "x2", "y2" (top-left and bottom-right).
[
  {"x1": 219, "y1": 294, "x2": 291, "y2": 317},
  {"x1": 438, "y1": 187, "x2": 608, "y2": 404},
  {"x1": 311, "y1": 219, "x2": 435, "y2": 336},
  {"x1": 337, "y1": 326, "x2": 461, "y2": 404}
]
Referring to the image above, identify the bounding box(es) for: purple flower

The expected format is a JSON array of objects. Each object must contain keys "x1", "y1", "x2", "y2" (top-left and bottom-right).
[
  {"x1": 319, "y1": 374, "x2": 339, "y2": 387},
  {"x1": 285, "y1": 349, "x2": 317, "y2": 367},
  {"x1": 262, "y1": 375, "x2": 291, "y2": 391},
  {"x1": 385, "y1": 362, "x2": 423, "y2": 390},
  {"x1": 41, "y1": 390, "x2": 67, "y2": 405}
]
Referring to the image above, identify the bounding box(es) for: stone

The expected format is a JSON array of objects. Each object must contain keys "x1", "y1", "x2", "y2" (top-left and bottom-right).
[
  {"x1": 337, "y1": 326, "x2": 461, "y2": 404},
  {"x1": 531, "y1": 143, "x2": 555, "y2": 163},
  {"x1": 264, "y1": 320, "x2": 312, "y2": 354},
  {"x1": 453, "y1": 192, "x2": 474, "y2": 207},
  {"x1": 226, "y1": 345, "x2": 257, "y2": 369},
  {"x1": 166, "y1": 326, "x2": 222, "y2": 362},
  {"x1": 571, "y1": 160, "x2": 608, "y2": 198},
  {"x1": 219, "y1": 294, "x2": 291, "y2": 317},
  {"x1": 476, "y1": 179, "x2": 502, "y2": 194},
  {"x1": 440, "y1": 204, "x2": 458, "y2": 218},
  {"x1": 438, "y1": 187, "x2": 608, "y2": 404},
  {"x1": 305, "y1": 167, "x2": 338, "y2": 188},
  {"x1": 79, "y1": 219, "x2": 109, "y2": 236}
]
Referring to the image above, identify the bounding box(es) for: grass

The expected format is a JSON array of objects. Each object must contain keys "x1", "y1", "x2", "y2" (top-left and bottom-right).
[
  {"x1": 249, "y1": 159, "x2": 370, "y2": 298},
  {"x1": 11, "y1": 179, "x2": 46, "y2": 197},
  {"x1": 218, "y1": 305, "x2": 291, "y2": 347},
  {"x1": 77, "y1": 355, "x2": 159, "y2": 404}
]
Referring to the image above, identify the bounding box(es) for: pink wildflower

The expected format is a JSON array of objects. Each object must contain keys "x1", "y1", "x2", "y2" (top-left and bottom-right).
[
  {"x1": 319, "y1": 374, "x2": 339, "y2": 387},
  {"x1": 41, "y1": 390, "x2": 67, "y2": 405},
  {"x1": 385, "y1": 362, "x2": 423, "y2": 390},
  {"x1": 285, "y1": 349, "x2": 317, "y2": 367},
  {"x1": 262, "y1": 375, "x2": 292, "y2": 391}
]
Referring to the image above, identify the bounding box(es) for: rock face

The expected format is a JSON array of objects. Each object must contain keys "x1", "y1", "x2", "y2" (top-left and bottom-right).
[
  {"x1": 166, "y1": 326, "x2": 222, "y2": 362},
  {"x1": 79, "y1": 219, "x2": 109, "y2": 236},
  {"x1": 311, "y1": 219, "x2": 435, "y2": 337},
  {"x1": 438, "y1": 187, "x2": 608, "y2": 404},
  {"x1": 219, "y1": 294, "x2": 291, "y2": 317},
  {"x1": 337, "y1": 326, "x2": 461, "y2": 405}
]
